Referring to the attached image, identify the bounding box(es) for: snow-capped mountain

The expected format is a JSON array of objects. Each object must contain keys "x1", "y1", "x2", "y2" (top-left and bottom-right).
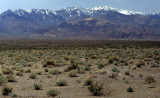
[
  {"x1": 0, "y1": 6, "x2": 160, "y2": 38},
  {"x1": 1, "y1": 6, "x2": 146, "y2": 21},
  {"x1": 91, "y1": 6, "x2": 144, "y2": 15},
  {"x1": 1, "y1": 9, "x2": 64, "y2": 25}
]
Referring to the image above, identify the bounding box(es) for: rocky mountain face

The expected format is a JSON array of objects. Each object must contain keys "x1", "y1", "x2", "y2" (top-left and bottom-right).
[
  {"x1": 0, "y1": 6, "x2": 160, "y2": 38},
  {"x1": 46, "y1": 17, "x2": 160, "y2": 39}
]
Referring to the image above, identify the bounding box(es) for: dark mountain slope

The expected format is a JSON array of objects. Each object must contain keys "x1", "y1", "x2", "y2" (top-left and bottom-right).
[{"x1": 46, "y1": 17, "x2": 160, "y2": 39}]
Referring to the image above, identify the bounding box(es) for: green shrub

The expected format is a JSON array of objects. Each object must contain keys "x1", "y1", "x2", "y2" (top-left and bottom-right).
[
  {"x1": 84, "y1": 79, "x2": 93, "y2": 86},
  {"x1": 46, "y1": 74, "x2": 52, "y2": 78},
  {"x1": 145, "y1": 76, "x2": 155, "y2": 84},
  {"x1": 112, "y1": 67, "x2": 118, "y2": 72},
  {"x1": 47, "y1": 89, "x2": 60, "y2": 97},
  {"x1": 0, "y1": 75, "x2": 7, "y2": 86},
  {"x1": 125, "y1": 80, "x2": 129, "y2": 83},
  {"x1": 16, "y1": 68, "x2": 24, "y2": 72},
  {"x1": 136, "y1": 61, "x2": 145, "y2": 68},
  {"x1": 43, "y1": 59, "x2": 55, "y2": 67},
  {"x1": 99, "y1": 71, "x2": 107, "y2": 75},
  {"x1": 25, "y1": 68, "x2": 31, "y2": 73},
  {"x1": 6, "y1": 75, "x2": 16, "y2": 82},
  {"x1": 88, "y1": 81, "x2": 104, "y2": 96},
  {"x1": 127, "y1": 86, "x2": 133, "y2": 92},
  {"x1": 56, "y1": 79, "x2": 68, "y2": 86},
  {"x1": 11, "y1": 93, "x2": 17, "y2": 97},
  {"x1": 109, "y1": 73, "x2": 118, "y2": 79},
  {"x1": 150, "y1": 63, "x2": 159, "y2": 68},
  {"x1": 83, "y1": 74, "x2": 94, "y2": 86},
  {"x1": 64, "y1": 63, "x2": 79, "y2": 72},
  {"x1": 16, "y1": 71, "x2": 23, "y2": 76},
  {"x1": 2, "y1": 86, "x2": 12, "y2": 96},
  {"x1": 34, "y1": 83, "x2": 42, "y2": 90},
  {"x1": 124, "y1": 71, "x2": 130, "y2": 75},
  {"x1": 68, "y1": 70, "x2": 77, "y2": 77},
  {"x1": 108, "y1": 56, "x2": 119, "y2": 64},
  {"x1": 113, "y1": 61, "x2": 120, "y2": 66},
  {"x1": 2, "y1": 67, "x2": 13, "y2": 74},
  {"x1": 36, "y1": 71, "x2": 42, "y2": 75},
  {"x1": 84, "y1": 65, "x2": 91, "y2": 71},
  {"x1": 49, "y1": 69, "x2": 60, "y2": 75},
  {"x1": 97, "y1": 63, "x2": 104, "y2": 69},
  {"x1": 139, "y1": 74, "x2": 143, "y2": 77},
  {"x1": 44, "y1": 68, "x2": 48, "y2": 72},
  {"x1": 29, "y1": 73, "x2": 37, "y2": 79}
]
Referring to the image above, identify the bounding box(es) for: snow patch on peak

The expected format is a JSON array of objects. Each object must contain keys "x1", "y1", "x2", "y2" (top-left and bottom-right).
[
  {"x1": 26, "y1": 9, "x2": 32, "y2": 13},
  {"x1": 91, "y1": 6, "x2": 144, "y2": 15},
  {"x1": 91, "y1": 6, "x2": 114, "y2": 11},
  {"x1": 7, "y1": 9, "x2": 57, "y2": 16}
]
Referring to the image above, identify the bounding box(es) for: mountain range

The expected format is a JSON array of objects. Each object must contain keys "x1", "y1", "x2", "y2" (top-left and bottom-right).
[{"x1": 0, "y1": 6, "x2": 160, "y2": 39}]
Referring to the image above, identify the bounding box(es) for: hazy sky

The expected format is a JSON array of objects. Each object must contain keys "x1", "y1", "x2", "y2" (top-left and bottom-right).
[{"x1": 0, "y1": 0, "x2": 159, "y2": 13}]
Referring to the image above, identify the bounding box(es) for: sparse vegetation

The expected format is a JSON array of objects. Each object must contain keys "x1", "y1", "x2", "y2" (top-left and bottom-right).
[
  {"x1": 29, "y1": 73, "x2": 37, "y2": 79},
  {"x1": 56, "y1": 79, "x2": 68, "y2": 86},
  {"x1": 88, "y1": 81, "x2": 104, "y2": 96},
  {"x1": 145, "y1": 76, "x2": 155, "y2": 84},
  {"x1": 43, "y1": 59, "x2": 55, "y2": 67},
  {"x1": 0, "y1": 75, "x2": 7, "y2": 86},
  {"x1": 64, "y1": 63, "x2": 79, "y2": 72},
  {"x1": 47, "y1": 89, "x2": 60, "y2": 97},
  {"x1": 109, "y1": 73, "x2": 118, "y2": 78},
  {"x1": 68, "y1": 70, "x2": 77, "y2": 77},
  {"x1": 34, "y1": 83, "x2": 42, "y2": 90},
  {"x1": 49, "y1": 69, "x2": 61, "y2": 75},
  {"x1": 11, "y1": 93, "x2": 17, "y2": 97},
  {"x1": 6, "y1": 75, "x2": 16, "y2": 82},
  {"x1": 0, "y1": 40, "x2": 159, "y2": 97},
  {"x1": 2, "y1": 86, "x2": 12, "y2": 96},
  {"x1": 2, "y1": 67, "x2": 13, "y2": 75},
  {"x1": 112, "y1": 67, "x2": 118, "y2": 72},
  {"x1": 127, "y1": 87, "x2": 133, "y2": 92}
]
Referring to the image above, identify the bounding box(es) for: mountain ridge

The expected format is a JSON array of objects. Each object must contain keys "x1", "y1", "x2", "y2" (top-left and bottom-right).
[{"x1": 0, "y1": 6, "x2": 160, "y2": 39}]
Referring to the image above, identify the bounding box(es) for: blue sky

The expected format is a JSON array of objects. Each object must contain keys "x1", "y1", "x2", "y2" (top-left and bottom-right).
[{"x1": 0, "y1": 0, "x2": 159, "y2": 13}]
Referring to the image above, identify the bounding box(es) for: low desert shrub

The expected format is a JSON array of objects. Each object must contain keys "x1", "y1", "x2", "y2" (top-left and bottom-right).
[
  {"x1": 139, "y1": 74, "x2": 143, "y2": 77},
  {"x1": 145, "y1": 76, "x2": 155, "y2": 84},
  {"x1": 2, "y1": 86, "x2": 12, "y2": 96},
  {"x1": 124, "y1": 71, "x2": 130, "y2": 75},
  {"x1": 43, "y1": 59, "x2": 55, "y2": 67},
  {"x1": 64, "y1": 63, "x2": 79, "y2": 72},
  {"x1": 113, "y1": 61, "x2": 120, "y2": 66},
  {"x1": 68, "y1": 70, "x2": 77, "y2": 77},
  {"x1": 6, "y1": 75, "x2": 16, "y2": 82},
  {"x1": 47, "y1": 89, "x2": 60, "y2": 97},
  {"x1": 36, "y1": 71, "x2": 42, "y2": 75},
  {"x1": 99, "y1": 71, "x2": 107, "y2": 75},
  {"x1": 0, "y1": 75, "x2": 7, "y2": 86},
  {"x1": 16, "y1": 71, "x2": 23, "y2": 76},
  {"x1": 83, "y1": 74, "x2": 94, "y2": 86},
  {"x1": 29, "y1": 73, "x2": 37, "y2": 79},
  {"x1": 25, "y1": 68, "x2": 31, "y2": 73},
  {"x1": 56, "y1": 79, "x2": 68, "y2": 86},
  {"x1": 108, "y1": 56, "x2": 119, "y2": 64},
  {"x1": 11, "y1": 93, "x2": 17, "y2": 97},
  {"x1": 127, "y1": 86, "x2": 133, "y2": 92},
  {"x1": 34, "y1": 83, "x2": 42, "y2": 90},
  {"x1": 84, "y1": 79, "x2": 93, "y2": 86},
  {"x1": 109, "y1": 73, "x2": 118, "y2": 79},
  {"x1": 112, "y1": 67, "x2": 118, "y2": 72},
  {"x1": 49, "y1": 69, "x2": 61, "y2": 75},
  {"x1": 136, "y1": 61, "x2": 145, "y2": 68},
  {"x1": 97, "y1": 61, "x2": 105, "y2": 69},
  {"x1": 88, "y1": 81, "x2": 104, "y2": 96},
  {"x1": 2, "y1": 67, "x2": 13, "y2": 75}
]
